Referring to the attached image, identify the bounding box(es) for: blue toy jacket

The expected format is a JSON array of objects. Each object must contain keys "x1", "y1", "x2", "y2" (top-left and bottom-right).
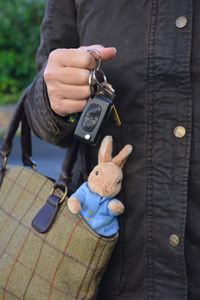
[{"x1": 70, "y1": 182, "x2": 119, "y2": 237}]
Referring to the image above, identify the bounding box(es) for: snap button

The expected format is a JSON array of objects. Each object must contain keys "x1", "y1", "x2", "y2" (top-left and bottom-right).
[
  {"x1": 169, "y1": 234, "x2": 180, "y2": 247},
  {"x1": 175, "y1": 16, "x2": 187, "y2": 28},
  {"x1": 89, "y1": 211, "x2": 93, "y2": 215},
  {"x1": 174, "y1": 126, "x2": 186, "y2": 139}
]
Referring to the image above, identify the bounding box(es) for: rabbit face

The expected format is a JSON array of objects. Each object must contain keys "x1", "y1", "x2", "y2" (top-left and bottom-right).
[{"x1": 88, "y1": 162, "x2": 123, "y2": 198}]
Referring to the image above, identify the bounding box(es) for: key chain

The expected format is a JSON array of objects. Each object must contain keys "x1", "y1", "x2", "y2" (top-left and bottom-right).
[
  {"x1": 74, "y1": 50, "x2": 121, "y2": 145},
  {"x1": 87, "y1": 49, "x2": 107, "y2": 97}
]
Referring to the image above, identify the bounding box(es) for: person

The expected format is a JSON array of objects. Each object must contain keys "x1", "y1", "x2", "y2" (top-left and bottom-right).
[{"x1": 24, "y1": 0, "x2": 200, "y2": 299}]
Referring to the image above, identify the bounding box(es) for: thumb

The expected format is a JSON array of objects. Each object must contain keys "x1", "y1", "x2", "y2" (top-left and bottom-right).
[{"x1": 79, "y1": 44, "x2": 117, "y2": 61}]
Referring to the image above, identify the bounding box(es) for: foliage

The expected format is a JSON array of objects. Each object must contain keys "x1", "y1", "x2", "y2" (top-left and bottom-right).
[{"x1": 0, "y1": 0, "x2": 44, "y2": 105}]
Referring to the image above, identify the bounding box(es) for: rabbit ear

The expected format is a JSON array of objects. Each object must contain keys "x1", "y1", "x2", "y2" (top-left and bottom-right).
[
  {"x1": 112, "y1": 144, "x2": 133, "y2": 169},
  {"x1": 98, "y1": 136, "x2": 113, "y2": 163}
]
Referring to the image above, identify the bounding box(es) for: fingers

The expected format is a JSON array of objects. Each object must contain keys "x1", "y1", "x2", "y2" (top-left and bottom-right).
[
  {"x1": 49, "y1": 48, "x2": 97, "y2": 70},
  {"x1": 44, "y1": 45, "x2": 117, "y2": 116},
  {"x1": 50, "y1": 99, "x2": 87, "y2": 116},
  {"x1": 47, "y1": 81, "x2": 89, "y2": 116},
  {"x1": 47, "y1": 82, "x2": 90, "y2": 100},
  {"x1": 79, "y1": 44, "x2": 117, "y2": 62},
  {"x1": 49, "y1": 46, "x2": 117, "y2": 69},
  {"x1": 45, "y1": 67, "x2": 90, "y2": 86}
]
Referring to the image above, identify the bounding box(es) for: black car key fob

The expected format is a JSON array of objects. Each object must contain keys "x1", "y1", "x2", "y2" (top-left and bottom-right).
[{"x1": 74, "y1": 95, "x2": 113, "y2": 145}]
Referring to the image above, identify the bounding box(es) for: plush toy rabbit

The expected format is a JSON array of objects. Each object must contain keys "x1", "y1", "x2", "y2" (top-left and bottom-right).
[{"x1": 67, "y1": 136, "x2": 133, "y2": 237}]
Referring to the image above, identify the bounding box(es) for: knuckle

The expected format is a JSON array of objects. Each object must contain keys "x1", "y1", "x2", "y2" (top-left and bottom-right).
[
  {"x1": 43, "y1": 69, "x2": 54, "y2": 82},
  {"x1": 65, "y1": 105, "x2": 74, "y2": 115},
  {"x1": 68, "y1": 100, "x2": 86, "y2": 114},
  {"x1": 76, "y1": 86, "x2": 89, "y2": 100},
  {"x1": 83, "y1": 54, "x2": 92, "y2": 68},
  {"x1": 50, "y1": 100, "x2": 60, "y2": 114},
  {"x1": 78, "y1": 100, "x2": 87, "y2": 111},
  {"x1": 83, "y1": 86, "x2": 90, "y2": 98},
  {"x1": 82, "y1": 69, "x2": 90, "y2": 83},
  {"x1": 78, "y1": 69, "x2": 85, "y2": 83},
  {"x1": 49, "y1": 48, "x2": 65, "y2": 62},
  {"x1": 59, "y1": 101, "x2": 73, "y2": 116},
  {"x1": 49, "y1": 49, "x2": 58, "y2": 60},
  {"x1": 49, "y1": 48, "x2": 64, "y2": 56},
  {"x1": 46, "y1": 84, "x2": 55, "y2": 95}
]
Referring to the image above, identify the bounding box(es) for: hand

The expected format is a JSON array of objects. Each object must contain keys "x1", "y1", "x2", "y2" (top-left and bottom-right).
[
  {"x1": 108, "y1": 200, "x2": 124, "y2": 216},
  {"x1": 44, "y1": 45, "x2": 117, "y2": 116}
]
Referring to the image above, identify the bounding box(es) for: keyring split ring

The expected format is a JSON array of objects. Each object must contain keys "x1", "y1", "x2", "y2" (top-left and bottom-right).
[
  {"x1": 87, "y1": 49, "x2": 107, "y2": 97},
  {"x1": 88, "y1": 69, "x2": 107, "y2": 97},
  {"x1": 88, "y1": 70, "x2": 95, "y2": 97},
  {"x1": 87, "y1": 49, "x2": 102, "y2": 70},
  {"x1": 92, "y1": 69, "x2": 107, "y2": 85}
]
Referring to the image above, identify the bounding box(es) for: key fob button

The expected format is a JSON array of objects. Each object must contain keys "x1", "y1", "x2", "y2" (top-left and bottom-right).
[
  {"x1": 74, "y1": 95, "x2": 113, "y2": 145},
  {"x1": 82, "y1": 104, "x2": 102, "y2": 132}
]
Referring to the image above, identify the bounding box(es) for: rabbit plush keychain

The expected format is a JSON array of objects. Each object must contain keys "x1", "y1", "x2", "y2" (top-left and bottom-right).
[{"x1": 67, "y1": 136, "x2": 132, "y2": 237}]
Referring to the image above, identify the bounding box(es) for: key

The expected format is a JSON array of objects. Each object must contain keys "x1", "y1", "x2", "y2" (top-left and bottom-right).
[
  {"x1": 89, "y1": 69, "x2": 107, "y2": 97},
  {"x1": 74, "y1": 58, "x2": 121, "y2": 145},
  {"x1": 97, "y1": 82, "x2": 121, "y2": 126},
  {"x1": 111, "y1": 105, "x2": 122, "y2": 127},
  {"x1": 97, "y1": 82, "x2": 115, "y2": 100}
]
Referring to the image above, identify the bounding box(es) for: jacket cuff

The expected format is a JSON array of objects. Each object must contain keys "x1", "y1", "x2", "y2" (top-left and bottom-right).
[{"x1": 24, "y1": 62, "x2": 77, "y2": 148}]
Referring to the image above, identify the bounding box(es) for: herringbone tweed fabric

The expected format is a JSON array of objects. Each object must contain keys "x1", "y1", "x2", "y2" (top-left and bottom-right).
[{"x1": 0, "y1": 166, "x2": 118, "y2": 300}]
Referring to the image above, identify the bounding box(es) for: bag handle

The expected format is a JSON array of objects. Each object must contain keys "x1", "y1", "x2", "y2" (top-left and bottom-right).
[
  {"x1": 0, "y1": 87, "x2": 35, "y2": 185},
  {"x1": 0, "y1": 87, "x2": 79, "y2": 188},
  {"x1": 0, "y1": 87, "x2": 82, "y2": 233},
  {"x1": 21, "y1": 108, "x2": 36, "y2": 168},
  {"x1": 0, "y1": 89, "x2": 26, "y2": 161},
  {"x1": 31, "y1": 139, "x2": 80, "y2": 233}
]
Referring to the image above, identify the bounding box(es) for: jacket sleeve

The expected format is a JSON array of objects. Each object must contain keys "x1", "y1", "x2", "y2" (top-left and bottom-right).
[{"x1": 24, "y1": 0, "x2": 79, "y2": 148}]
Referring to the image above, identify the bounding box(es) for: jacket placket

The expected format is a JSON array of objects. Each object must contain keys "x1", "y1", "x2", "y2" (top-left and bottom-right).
[{"x1": 147, "y1": 1, "x2": 193, "y2": 299}]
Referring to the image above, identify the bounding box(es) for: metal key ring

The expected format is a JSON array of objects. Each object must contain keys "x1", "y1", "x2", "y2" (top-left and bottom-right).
[
  {"x1": 87, "y1": 49, "x2": 102, "y2": 70},
  {"x1": 88, "y1": 69, "x2": 107, "y2": 97},
  {"x1": 88, "y1": 70, "x2": 96, "y2": 97},
  {"x1": 92, "y1": 69, "x2": 107, "y2": 85}
]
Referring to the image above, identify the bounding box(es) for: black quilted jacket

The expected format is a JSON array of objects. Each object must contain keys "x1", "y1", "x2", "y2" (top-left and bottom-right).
[{"x1": 25, "y1": 1, "x2": 200, "y2": 299}]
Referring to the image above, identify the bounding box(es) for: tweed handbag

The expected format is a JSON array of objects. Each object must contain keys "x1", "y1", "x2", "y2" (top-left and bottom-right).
[{"x1": 0, "y1": 91, "x2": 118, "y2": 300}]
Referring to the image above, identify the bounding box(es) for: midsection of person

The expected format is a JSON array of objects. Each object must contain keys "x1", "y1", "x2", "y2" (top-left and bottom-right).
[{"x1": 25, "y1": 0, "x2": 200, "y2": 299}]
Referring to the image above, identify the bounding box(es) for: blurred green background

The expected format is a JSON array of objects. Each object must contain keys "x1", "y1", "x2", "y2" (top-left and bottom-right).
[{"x1": 0, "y1": 0, "x2": 45, "y2": 105}]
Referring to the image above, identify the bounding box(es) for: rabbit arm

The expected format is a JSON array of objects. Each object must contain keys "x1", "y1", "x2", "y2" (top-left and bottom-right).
[
  {"x1": 67, "y1": 182, "x2": 87, "y2": 214},
  {"x1": 68, "y1": 196, "x2": 81, "y2": 214},
  {"x1": 108, "y1": 199, "x2": 125, "y2": 216}
]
